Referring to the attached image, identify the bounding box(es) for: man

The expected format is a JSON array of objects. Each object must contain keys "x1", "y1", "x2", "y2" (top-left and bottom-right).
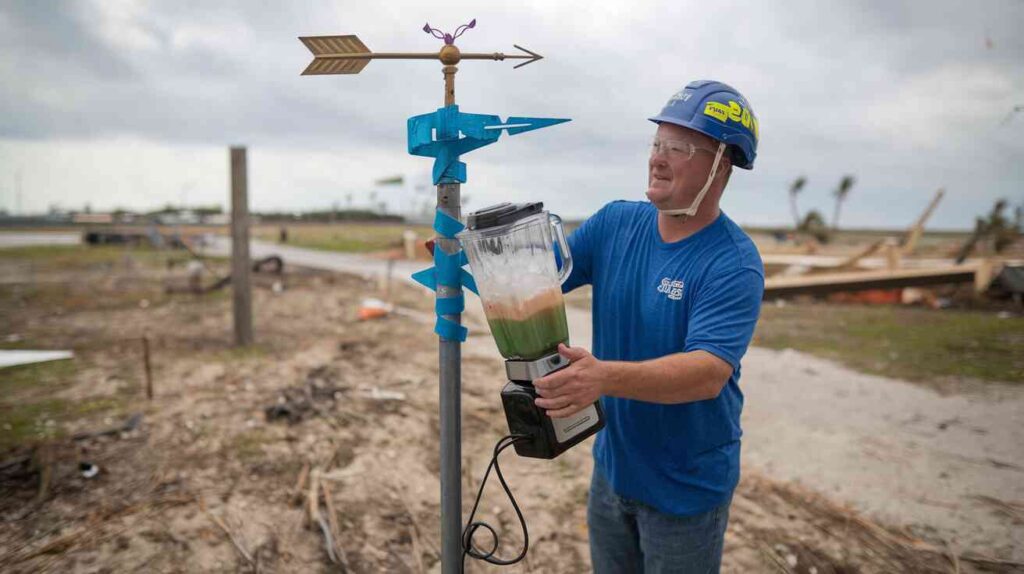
[{"x1": 534, "y1": 80, "x2": 764, "y2": 573}]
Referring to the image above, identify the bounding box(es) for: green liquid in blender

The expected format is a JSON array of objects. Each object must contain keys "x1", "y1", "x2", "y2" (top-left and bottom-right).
[{"x1": 487, "y1": 302, "x2": 569, "y2": 360}]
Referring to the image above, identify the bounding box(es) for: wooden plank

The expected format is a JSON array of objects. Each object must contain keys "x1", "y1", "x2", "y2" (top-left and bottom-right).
[
  {"x1": 901, "y1": 189, "x2": 945, "y2": 256},
  {"x1": 764, "y1": 265, "x2": 980, "y2": 298}
]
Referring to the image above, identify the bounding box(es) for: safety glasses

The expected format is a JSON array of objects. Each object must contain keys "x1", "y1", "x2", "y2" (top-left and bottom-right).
[{"x1": 650, "y1": 137, "x2": 717, "y2": 161}]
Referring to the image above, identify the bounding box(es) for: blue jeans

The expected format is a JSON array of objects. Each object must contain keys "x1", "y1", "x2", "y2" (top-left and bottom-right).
[{"x1": 587, "y1": 468, "x2": 731, "y2": 574}]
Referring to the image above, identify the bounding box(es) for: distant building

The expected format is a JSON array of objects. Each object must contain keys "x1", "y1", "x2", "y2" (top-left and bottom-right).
[
  {"x1": 203, "y1": 213, "x2": 231, "y2": 225},
  {"x1": 72, "y1": 213, "x2": 114, "y2": 224},
  {"x1": 155, "y1": 210, "x2": 201, "y2": 225}
]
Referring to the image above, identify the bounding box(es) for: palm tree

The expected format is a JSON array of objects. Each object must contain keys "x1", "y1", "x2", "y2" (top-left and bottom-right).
[
  {"x1": 798, "y1": 209, "x2": 830, "y2": 243},
  {"x1": 831, "y1": 175, "x2": 856, "y2": 231},
  {"x1": 788, "y1": 176, "x2": 807, "y2": 229}
]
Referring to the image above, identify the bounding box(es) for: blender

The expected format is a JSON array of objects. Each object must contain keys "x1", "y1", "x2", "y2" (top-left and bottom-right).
[{"x1": 459, "y1": 202, "x2": 604, "y2": 459}]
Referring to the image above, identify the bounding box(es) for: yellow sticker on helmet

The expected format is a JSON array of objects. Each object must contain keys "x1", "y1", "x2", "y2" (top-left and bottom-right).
[
  {"x1": 728, "y1": 101, "x2": 742, "y2": 122},
  {"x1": 703, "y1": 101, "x2": 729, "y2": 122},
  {"x1": 703, "y1": 100, "x2": 758, "y2": 142}
]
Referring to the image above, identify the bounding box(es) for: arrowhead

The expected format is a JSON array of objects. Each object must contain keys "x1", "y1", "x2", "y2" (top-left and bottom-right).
[
  {"x1": 502, "y1": 116, "x2": 571, "y2": 135},
  {"x1": 511, "y1": 44, "x2": 543, "y2": 69},
  {"x1": 458, "y1": 113, "x2": 569, "y2": 138}
]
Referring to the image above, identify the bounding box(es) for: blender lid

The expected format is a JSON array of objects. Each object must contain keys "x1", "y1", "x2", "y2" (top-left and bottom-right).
[{"x1": 465, "y1": 202, "x2": 544, "y2": 230}]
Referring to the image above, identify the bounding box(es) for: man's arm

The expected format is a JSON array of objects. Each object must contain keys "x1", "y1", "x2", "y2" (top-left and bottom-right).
[{"x1": 534, "y1": 343, "x2": 733, "y2": 418}]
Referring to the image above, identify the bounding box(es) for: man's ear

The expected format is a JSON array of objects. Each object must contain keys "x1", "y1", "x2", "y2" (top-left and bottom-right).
[{"x1": 720, "y1": 162, "x2": 733, "y2": 186}]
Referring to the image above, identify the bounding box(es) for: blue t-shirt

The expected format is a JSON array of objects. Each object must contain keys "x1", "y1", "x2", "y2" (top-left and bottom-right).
[{"x1": 562, "y1": 200, "x2": 764, "y2": 516}]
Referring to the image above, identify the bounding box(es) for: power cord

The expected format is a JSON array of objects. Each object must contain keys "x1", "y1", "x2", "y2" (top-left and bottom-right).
[{"x1": 462, "y1": 434, "x2": 532, "y2": 570}]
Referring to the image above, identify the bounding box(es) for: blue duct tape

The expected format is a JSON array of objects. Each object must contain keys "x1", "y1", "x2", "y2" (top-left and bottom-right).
[
  {"x1": 409, "y1": 209, "x2": 478, "y2": 342},
  {"x1": 435, "y1": 316, "x2": 468, "y2": 341},
  {"x1": 435, "y1": 295, "x2": 464, "y2": 315},
  {"x1": 411, "y1": 267, "x2": 436, "y2": 291},
  {"x1": 408, "y1": 105, "x2": 570, "y2": 186},
  {"x1": 461, "y1": 269, "x2": 478, "y2": 295},
  {"x1": 434, "y1": 209, "x2": 464, "y2": 238},
  {"x1": 407, "y1": 105, "x2": 572, "y2": 339},
  {"x1": 434, "y1": 248, "x2": 463, "y2": 288},
  {"x1": 436, "y1": 163, "x2": 467, "y2": 185}
]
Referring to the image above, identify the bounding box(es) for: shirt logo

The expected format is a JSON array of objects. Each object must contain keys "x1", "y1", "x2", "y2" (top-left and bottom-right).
[{"x1": 657, "y1": 278, "x2": 684, "y2": 301}]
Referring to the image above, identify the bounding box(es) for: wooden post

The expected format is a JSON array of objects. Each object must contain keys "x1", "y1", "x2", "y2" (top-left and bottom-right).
[
  {"x1": 384, "y1": 258, "x2": 395, "y2": 299},
  {"x1": 403, "y1": 229, "x2": 418, "y2": 260},
  {"x1": 142, "y1": 335, "x2": 153, "y2": 400},
  {"x1": 884, "y1": 240, "x2": 901, "y2": 270},
  {"x1": 974, "y1": 258, "x2": 997, "y2": 295},
  {"x1": 230, "y1": 147, "x2": 254, "y2": 346}
]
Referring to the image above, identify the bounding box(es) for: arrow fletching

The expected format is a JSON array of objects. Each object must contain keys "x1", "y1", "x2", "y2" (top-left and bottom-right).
[{"x1": 300, "y1": 35, "x2": 372, "y2": 75}]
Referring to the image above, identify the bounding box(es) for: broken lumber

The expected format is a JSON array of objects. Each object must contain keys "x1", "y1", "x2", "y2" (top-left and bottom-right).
[{"x1": 764, "y1": 264, "x2": 984, "y2": 298}]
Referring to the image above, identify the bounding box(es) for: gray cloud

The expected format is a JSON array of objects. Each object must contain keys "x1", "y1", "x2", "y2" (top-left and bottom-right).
[{"x1": 1, "y1": 0, "x2": 1022, "y2": 228}]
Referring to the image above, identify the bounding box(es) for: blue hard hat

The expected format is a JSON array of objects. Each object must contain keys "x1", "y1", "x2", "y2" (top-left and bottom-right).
[{"x1": 649, "y1": 80, "x2": 758, "y2": 170}]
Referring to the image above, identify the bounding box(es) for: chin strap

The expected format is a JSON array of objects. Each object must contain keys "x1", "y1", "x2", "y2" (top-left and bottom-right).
[{"x1": 657, "y1": 142, "x2": 727, "y2": 219}]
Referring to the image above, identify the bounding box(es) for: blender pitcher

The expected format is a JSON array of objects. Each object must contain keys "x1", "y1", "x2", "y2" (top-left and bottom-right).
[
  {"x1": 459, "y1": 202, "x2": 602, "y2": 460},
  {"x1": 458, "y1": 202, "x2": 573, "y2": 361}
]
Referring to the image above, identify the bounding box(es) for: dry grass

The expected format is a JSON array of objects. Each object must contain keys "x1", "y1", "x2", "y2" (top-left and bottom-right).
[
  {"x1": 252, "y1": 222, "x2": 434, "y2": 254},
  {"x1": 754, "y1": 301, "x2": 1024, "y2": 386}
]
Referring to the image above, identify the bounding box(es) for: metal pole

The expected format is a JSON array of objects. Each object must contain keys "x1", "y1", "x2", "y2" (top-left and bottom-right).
[
  {"x1": 230, "y1": 147, "x2": 254, "y2": 346},
  {"x1": 438, "y1": 63, "x2": 462, "y2": 574}
]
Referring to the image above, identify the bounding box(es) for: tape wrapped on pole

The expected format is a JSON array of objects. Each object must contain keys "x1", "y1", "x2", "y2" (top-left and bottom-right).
[{"x1": 411, "y1": 209, "x2": 479, "y2": 342}]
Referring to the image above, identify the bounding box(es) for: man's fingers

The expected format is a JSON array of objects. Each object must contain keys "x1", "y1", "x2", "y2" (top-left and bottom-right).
[
  {"x1": 535, "y1": 377, "x2": 572, "y2": 398},
  {"x1": 534, "y1": 368, "x2": 572, "y2": 392},
  {"x1": 534, "y1": 395, "x2": 572, "y2": 411},
  {"x1": 544, "y1": 403, "x2": 582, "y2": 419},
  {"x1": 558, "y1": 343, "x2": 591, "y2": 362}
]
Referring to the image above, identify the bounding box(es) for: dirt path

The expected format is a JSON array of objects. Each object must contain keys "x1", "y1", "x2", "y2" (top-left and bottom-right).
[
  {"x1": 0, "y1": 232, "x2": 81, "y2": 248},
  {"x1": 740, "y1": 346, "x2": 1024, "y2": 561}
]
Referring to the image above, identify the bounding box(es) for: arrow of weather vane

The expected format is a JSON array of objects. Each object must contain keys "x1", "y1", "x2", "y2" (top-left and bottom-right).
[{"x1": 299, "y1": 34, "x2": 544, "y2": 75}]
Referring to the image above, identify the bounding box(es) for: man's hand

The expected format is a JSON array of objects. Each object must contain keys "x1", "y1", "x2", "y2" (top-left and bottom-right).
[{"x1": 534, "y1": 343, "x2": 610, "y2": 419}]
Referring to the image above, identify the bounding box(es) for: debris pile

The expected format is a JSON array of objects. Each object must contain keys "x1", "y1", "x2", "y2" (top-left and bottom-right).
[{"x1": 264, "y1": 366, "x2": 350, "y2": 425}]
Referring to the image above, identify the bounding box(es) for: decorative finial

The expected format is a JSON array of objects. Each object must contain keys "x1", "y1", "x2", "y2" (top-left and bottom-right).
[{"x1": 423, "y1": 19, "x2": 476, "y2": 45}]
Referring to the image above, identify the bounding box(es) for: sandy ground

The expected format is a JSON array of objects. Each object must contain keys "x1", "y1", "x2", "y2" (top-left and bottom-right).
[
  {"x1": 741, "y1": 347, "x2": 1024, "y2": 562},
  {"x1": 1, "y1": 242, "x2": 1021, "y2": 573},
  {"x1": 447, "y1": 251, "x2": 1023, "y2": 567}
]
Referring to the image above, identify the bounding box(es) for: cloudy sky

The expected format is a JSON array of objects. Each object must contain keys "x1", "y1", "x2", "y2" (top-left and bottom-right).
[{"x1": 1, "y1": 0, "x2": 1022, "y2": 228}]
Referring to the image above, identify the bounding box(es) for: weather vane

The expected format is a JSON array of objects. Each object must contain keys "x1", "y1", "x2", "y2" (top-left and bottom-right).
[
  {"x1": 299, "y1": 20, "x2": 568, "y2": 574},
  {"x1": 300, "y1": 19, "x2": 542, "y2": 78}
]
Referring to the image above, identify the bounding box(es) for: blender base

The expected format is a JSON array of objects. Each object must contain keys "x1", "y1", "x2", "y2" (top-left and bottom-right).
[{"x1": 502, "y1": 352, "x2": 605, "y2": 459}]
